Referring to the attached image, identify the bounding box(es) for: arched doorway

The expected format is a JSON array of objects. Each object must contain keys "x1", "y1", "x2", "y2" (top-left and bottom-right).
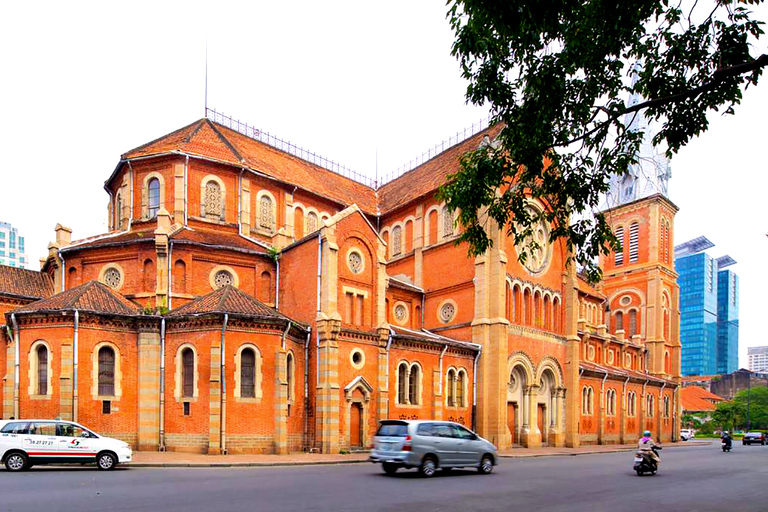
[
  {"x1": 537, "y1": 370, "x2": 557, "y2": 446},
  {"x1": 507, "y1": 365, "x2": 528, "y2": 446},
  {"x1": 350, "y1": 403, "x2": 363, "y2": 448}
]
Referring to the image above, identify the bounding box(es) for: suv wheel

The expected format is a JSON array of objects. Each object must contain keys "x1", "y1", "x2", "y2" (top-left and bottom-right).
[
  {"x1": 478, "y1": 455, "x2": 494, "y2": 474},
  {"x1": 420, "y1": 456, "x2": 436, "y2": 477},
  {"x1": 4, "y1": 452, "x2": 29, "y2": 472},
  {"x1": 382, "y1": 462, "x2": 399, "y2": 475}
]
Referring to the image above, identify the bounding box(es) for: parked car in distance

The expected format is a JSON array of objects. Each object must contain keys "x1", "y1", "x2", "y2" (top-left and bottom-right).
[
  {"x1": 680, "y1": 429, "x2": 694, "y2": 441},
  {"x1": 369, "y1": 419, "x2": 497, "y2": 477},
  {"x1": 742, "y1": 432, "x2": 766, "y2": 446},
  {"x1": 0, "y1": 419, "x2": 132, "y2": 471}
]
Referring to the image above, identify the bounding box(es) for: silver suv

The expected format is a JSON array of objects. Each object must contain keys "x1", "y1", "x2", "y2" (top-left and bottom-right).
[{"x1": 370, "y1": 420, "x2": 497, "y2": 477}]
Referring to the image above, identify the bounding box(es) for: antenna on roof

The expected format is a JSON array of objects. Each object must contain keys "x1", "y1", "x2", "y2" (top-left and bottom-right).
[
  {"x1": 204, "y1": 38, "x2": 208, "y2": 117},
  {"x1": 375, "y1": 148, "x2": 378, "y2": 189}
]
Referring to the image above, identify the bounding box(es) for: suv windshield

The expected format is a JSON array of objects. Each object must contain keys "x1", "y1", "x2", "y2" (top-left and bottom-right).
[{"x1": 377, "y1": 422, "x2": 408, "y2": 437}]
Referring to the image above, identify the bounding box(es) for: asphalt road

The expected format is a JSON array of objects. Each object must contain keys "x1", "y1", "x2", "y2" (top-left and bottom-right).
[{"x1": 2, "y1": 441, "x2": 767, "y2": 512}]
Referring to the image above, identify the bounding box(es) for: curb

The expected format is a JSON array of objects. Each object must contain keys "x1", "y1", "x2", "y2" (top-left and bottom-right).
[
  {"x1": 498, "y1": 441, "x2": 711, "y2": 459},
  {"x1": 129, "y1": 459, "x2": 370, "y2": 468}
]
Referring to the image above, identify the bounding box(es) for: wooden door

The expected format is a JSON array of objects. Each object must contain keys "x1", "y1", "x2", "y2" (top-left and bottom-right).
[
  {"x1": 508, "y1": 403, "x2": 517, "y2": 444},
  {"x1": 538, "y1": 404, "x2": 546, "y2": 445},
  {"x1": 350, "y1": 403, "x2": 362, "y2": 447}
]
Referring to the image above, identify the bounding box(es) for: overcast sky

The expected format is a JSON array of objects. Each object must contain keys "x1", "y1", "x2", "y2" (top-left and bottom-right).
[{"x1": 1, "y1": 1, "x2": 765, "y2": 367}]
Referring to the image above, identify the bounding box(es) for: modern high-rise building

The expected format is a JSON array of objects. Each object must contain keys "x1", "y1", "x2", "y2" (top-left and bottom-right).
[
  {"x1": 748, "y1": 346, "x2": 768, "y2": 373},
  {"x1": 0, "y1": 222, "x2": 27, "y2": 268},
  {"x1": 675, "y1": 237, "x2": 739, "y2": 376}
]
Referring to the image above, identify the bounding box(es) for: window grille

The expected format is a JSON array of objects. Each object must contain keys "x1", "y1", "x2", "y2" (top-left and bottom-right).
[
  {"x1": 259, "y1": 196, "x2": 273, "y2": 229},
  {"x1": 37, "y1": 345, "x2": 48, "y2": 395},
  {"x1": 204, "y1": 181, "x2": 222, "y2": 220},
  {"x1": 241, "y1": 349, "x2": 256, "y2": 398},
  {"x1": 614, "y1": 227, "x2": 624, "y2": 265},
  {"x1": 629, "y1": 222, "x2": 639, "y2": 262},
  {"x1": 442, "y1": 206, "x2": 453, "y2": 237},
  {"x1": 182, "y1": 348, "x2": 194, "y2": 398},
  {"x1": 98, "y1": 346, "x2": 115, "y2": 396},
  {"x1": 392, "y1": 226, "x2": 402, "y2": 256}
]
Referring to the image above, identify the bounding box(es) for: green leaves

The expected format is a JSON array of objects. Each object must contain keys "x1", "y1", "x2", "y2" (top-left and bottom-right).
[{"x1": 443, "y1": 0, "x2": 767, "y2": 282}]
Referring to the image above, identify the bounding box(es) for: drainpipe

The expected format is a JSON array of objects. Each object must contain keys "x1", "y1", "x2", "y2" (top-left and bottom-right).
[
  {"x1": 127, "y1": 161, "x2": 135, "y2": 224},
  {"x1": 220, "y1": 313, "x2": 229, "y2": 454},
  {"x1": 183, "y1": 156, "x2": 189, "y2": 225},
  {"x1": 438, "y1": 344, "x2": 448, "y2": 397},
  {"x1": 159, "y1": 318, "x2": 166, "y2": 451},
  {"x1": 659, "y1": 382, "x2": 667, "y2": 439},
  {"x1": 167, "y1": 241, "x2": 173, "y2": 310},
  {"x1": 304, "y1": 326, "x2": 312, "y2": 447},
  {"x1": 642, "y1": 378, "x2": 649, "y2": 429},
  {"x1": 73, "y1": 311, "x2": 79, "y2": 422},
  {"x1": 281, "y1": 321, "x2": 292, "y2": 351},
  {"x1": 385, "y1": 328, "x2": 393, "y2": 418},
  {"x1": 275, "y1": 256, "x2": 280, "y2": 310},
  {"x1": 10, "y1": 314, "x2": 19, "y2": 419},
  {"x1": 600, "y1": 370, "x2": 609, "y2": 441},
  {"x1": 472, "y1": 344, "x2": 482, "y2": 430}
]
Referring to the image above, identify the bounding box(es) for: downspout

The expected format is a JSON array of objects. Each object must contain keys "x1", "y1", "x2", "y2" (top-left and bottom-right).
[
  {"x1": 73, "y1": 311, "x2": 79, "y2": 422},
  {"x1": 385, "y1": 328, "x2": 393, "y2": 418},
  {"x1": 159, "y1": 318, "x2": 166, "y2": 451},
  {"x1": 622, "y1": 375, "x2": 631, "y2": 441},
  {"x1": 127, "y1": 161, "x2": 135, "y2": 225},
  {"x1": 438, "y1": 344, "x2": 448, "y2": 398},
  {"x1": 184, "y1": 156, "x2": 189, "y2": 225},
  {"x1": 275, "y1": 256, "x2": 280, "y2": 310},
  {"x1": 281, "y1": 321, "x2": 292, "y2": 351},
  {"x1": 642, "y1": 378, "x2": 649, "y2": 429},
  {"x1": 472, "y1": 344, "x2": 482, "y2": 431},
  {"x1": 167, "y1": 241, "x2": 173, "y2": 310},
  {"x1": 10, "y1": 314, "x2": 19, "y2": 419},
  {"x1": 421, "y1": 294, "x2": 425, "y2": 328},
  {"x1": 315, "y1": 234, "x2": 323, "y2": 386},
  {"x1": 659, "y1": 382, "x2": 667, "y2": 438},
  {"x1": 600, "y1": 370, "x2": 609, "y2": 436},
  {"x1": 220, "y1": 313, "x2": 229, "y2": 454},
  {"x1": 58, "y1": 251, "x2": 66, "y2": 292}
]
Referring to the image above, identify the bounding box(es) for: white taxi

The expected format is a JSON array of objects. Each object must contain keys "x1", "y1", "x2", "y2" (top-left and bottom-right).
[{"x1": 0, "y1": 419, "x2": 132, "y2": 471}]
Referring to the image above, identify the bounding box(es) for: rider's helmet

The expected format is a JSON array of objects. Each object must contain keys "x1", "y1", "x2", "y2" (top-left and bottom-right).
[
  {"x1": 724, "y1": 431, "x2": 730, "y2": 435},
  {"x1": 643, "y1": 430, "x2": 651, "y2": 437}
]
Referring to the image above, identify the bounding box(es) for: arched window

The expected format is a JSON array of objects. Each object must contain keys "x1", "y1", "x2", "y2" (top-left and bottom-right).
[
  {"x1": 614, "y1": 226, "x2": 624, "y2": 265},
  {"x1": 37, "y1": 345, "x2": 48, "y2": 396},
  {"x1": 259, "y1": 195, "x2": 274, "y2": 230},
  {"x1": 148, "y1": 178, "x2": 160, "y2": 219},
  {"x1": 629, "y1": 222, "x2": 639, "y2": 263},
  {"x1": 260, "y1": 271, "x2": 272, "y2": 303},
  {"x1": 428, "y1": 209, "x2": 438, "y2": 245},
  {"x1": 307, "y1": 212, "x2": 318, "y2": 233},
  {"x1": 397, "y1": 363, "x2": 408, "y2": 404},
  {"x1": 628, "y1": 310, "x2": 637, "y2": 337},
  {"x1": 582, "y1": 386, "x2": 593, "y2": 415},
  {"x1": 614, "y1": 311, "x2": 624, "y2": 333},
  {"x1": 409, "y1": 364, "x2": 421, "y2": 405},
  {"x1": 442, "y1": 206, "x2": 453, "y2": 238},
  {"x1": 98, "y1": 346, "x2": 115, "y2": 396},
  {"x1": 204, "y1": 180, "x2": 222, "y2": 221},
  {"x1": 182, "y1": 348, "x2": 195, "y2": 398},
  {"x1": 606, "y1": 389, "x2": 617, "y2": 416},
  {"x1": 174, "y1": 260, "x2": 187, "y2": 294},
  {"x1": 523, "y1": 288, "x2": 532, "y2": 325},
  {"x1": 456, "y1": 370, "x2": 466, "y2": 407},
  {"x1": 241, "y1": 348, "x2": 256, "y2": 398},
  {"x1": 447, "y1": 369, "x2": 456, "y2": 406},
  {"x1": 646, "y1": 394, "x2": 655, "y2": 418},
  {"x1": 663, "y1": 396, "x2": 670, "y2": 418},
  {"x1": 392, "y1": 225, "x2": 402, "y2": 256},
  {"x1": 544, "y1": 295, "x2": 551, "y2": 330},
  {"x1": 628, "y1": 392, "x2": 636, "y2": 417},
  {"x1": 68, "y1": 267, "x2": 78, "y2": 287},
  {"x1": 286, "y1": 352, "x2": 295, "y2": 402},
  {"x1": 294, "y1": 207, "x2": 305, "y2": 237},
  {"x1": 143, "y1": 259, "x2": 155, "y2": 292}
]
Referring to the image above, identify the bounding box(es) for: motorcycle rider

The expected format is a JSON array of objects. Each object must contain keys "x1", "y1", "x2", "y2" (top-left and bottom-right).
[
  {"x1": 721, "y1": 431, "x2": 733, "y2": 450},
  {"x1": 638, "y1": 430, "x2": 661, "y2": 465}
]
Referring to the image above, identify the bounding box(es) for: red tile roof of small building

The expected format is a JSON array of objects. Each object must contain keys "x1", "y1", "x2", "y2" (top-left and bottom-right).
[
  {"x1": 121, "y1": 119, "x2": 379, "y2": 214},
  {"x1": 0, "y1": 265, "x2": 55, "y2": 300},
  {"x1": 681, "y1": 375, "x2": 716, "y2": 383},
  {"x1": 166, "y1": 285, "x2": 296, "y2": 323},
  {"x1": 10, "y1": 281, "x2": 139, "y2": 316},
  {"x1": 681, "y1": 386, "x2": 724, "y2": 412}
]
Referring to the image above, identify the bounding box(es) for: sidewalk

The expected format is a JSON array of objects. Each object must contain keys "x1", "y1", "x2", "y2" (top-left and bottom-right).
[{"x1": 129, "y1": 441, "x2": 711, "y2": 468}]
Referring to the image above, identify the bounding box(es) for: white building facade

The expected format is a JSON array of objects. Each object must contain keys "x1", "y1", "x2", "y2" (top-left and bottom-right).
[
  {"x1": 748, "y1": 346, "x2": 768, "y2": 373},
  {"x1": 0, "y1": 222, "x2": 27, "y2": 268}
]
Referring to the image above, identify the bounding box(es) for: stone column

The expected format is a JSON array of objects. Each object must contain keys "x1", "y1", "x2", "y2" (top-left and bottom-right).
[
  {"x1": 137, "y1": 328, "x2": 161, "y2": 450},
  {"x1": 173, "y1": 162, "x2": 185, "y2": 223},
  {"x1": 432, "y1": 368, "x2": 442, "y2": 420},
  {"x1": 413, "y1": 204, "x2": 424, "y2": 288},
  {"x1": 376, "y1": 328, "x2": 390, "y2": 424},
  {"x1": 550, "y1": 387, "x2": 566, "y2": 447},
  {"x1": 58, "y1": 343, "x2": 73, "y2": 421},
  {"x1": 208, "y1": 338, "x2": 222, "y2": 454},
  {"x1": 563, "y1": 265, "x2": 582, "y2": 448},
  {"x1": 154, "y1": 208, "x2": 172, "y2": 308},
  {"x1": 521, "y1": 385, "x2": 542, "y2": 447},
  {"x1": 274, "y1": 349, "x2": 288, "y2": 454},
  {"x1": 315, "y1": 317, "x2": 340, "y2": 453},
  {"x1": 241, "y1": 178, "x2": 252, "y2": 234},
  {"x1": 3, "y1": 337, "x2": 15, "y2": 419}
]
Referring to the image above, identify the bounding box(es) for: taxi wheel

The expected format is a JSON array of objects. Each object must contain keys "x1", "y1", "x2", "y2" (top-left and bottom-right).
[
  {"x1": 97, "y1": 452, "x2": 117, "y2": 471},
  {"x1": 4, "y1": 452, "x2": 29, "y2": 472}
]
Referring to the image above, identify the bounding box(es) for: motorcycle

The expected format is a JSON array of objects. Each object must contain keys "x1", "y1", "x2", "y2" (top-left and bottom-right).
[
  {"x1": 633, "y1": 446, "x2": 662, "y2": 476},
  {"x1": 722, "y1": 439, "x2": 732, "y2": 452}
]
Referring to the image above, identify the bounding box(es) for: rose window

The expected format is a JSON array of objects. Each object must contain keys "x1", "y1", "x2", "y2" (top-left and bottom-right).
[
  {"x1": 214, "y1": 270, "x2": 234, "y2": 289},
  {"x1": 440, "y1": 303, "x2": 455, "y2": 323},
  {"x1": 394, "y1": 304, "x2": 407, "y2": 322},
  {"x1": 103, "y1": 268, "x2": 121, "y2": 289},
  {"x1": 348, "y1": 252, "x2": 363, "y2": 274}
]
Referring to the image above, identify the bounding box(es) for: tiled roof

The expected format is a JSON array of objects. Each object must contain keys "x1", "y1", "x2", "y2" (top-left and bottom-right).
[
  {"x1": 64, "y1": 230, "x2": 155, "y2": 251},
  {"x1": 377, "y1": 124, "x2": 503, "y2": 215},
  {"x1": 390, "y1": 326, "x2": 479, "y2": 352},
  {"x1": 121, "y1": 119, "x2": 379, "y2": 215},
  {"x1": 10, "y1": 281, "x2": 139, "y2": 316},
  {"x1": 388, "y1": 276, "x2": 424, "y2": 294},
  {"x1": 0, "y1": 265, "x2": 55, "y2": 300},
  {"x1": 579, "y1": 361, "x2": 671, "y2": 384},
  {"x1": 167, "y1": 285, "x2": 294, "y2": 323},
  {"x1": 681, "y1": 386, "x2": 724, "y2": 412},
  {"x1": 681, "y1": 375, "x2": 716, "y2": 383}
]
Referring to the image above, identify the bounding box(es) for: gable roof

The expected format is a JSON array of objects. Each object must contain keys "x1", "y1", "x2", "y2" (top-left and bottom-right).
[
  {"x1": 0, "y1": 265, "x2": 55, "y2": 300},
  {"x1": 681, "y1": 386, "x2": 725, "y2": 412},
  {"x1": 376, "y1": 123, "x2": 503, "y2": 215},
  {"x1": 120, "y1": 119, "x2": 379, "y2": 215},
  {"x1": 166, "y1": 285, "x2": 299, "y2": 326},
  {"x1": 10, "y1": 281, "x2": 139, "y2": 316}
]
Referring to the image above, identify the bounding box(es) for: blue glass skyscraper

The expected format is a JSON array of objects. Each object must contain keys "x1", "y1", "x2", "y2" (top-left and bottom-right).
[{"x1": 674, "y1": 237, "x2": 739, "y2": 376}]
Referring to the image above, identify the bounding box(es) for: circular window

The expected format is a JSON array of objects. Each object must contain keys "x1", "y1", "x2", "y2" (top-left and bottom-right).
[
  {"x1": 350, "y1": 348, "x2": 365, "y2": 369},
  {"x1": 607, "y1": 350, "x2": 615, "y2": 365},
  {"x1": 214, "y1": 270, "x2": 234, "y2": 289},
  {"x1": 439, "y1": 302, "x2": 456, "y2": 323},
  {"x1": 587, "y1": 345, "x2": 595, "y2": 361},
  {"x1": 394, "y1": 304, "x2": 407, "y2": 321},
  {"x1": 103, "y1": 268, "x2": 121, "y2": 289},
  {"x1": 348, "y1": 251, "x2": 364, "y2": 274},
  {"x1": 625, "y1": 354, "x2": 632, "y2": 368},
  {"x1": 620, "y1": 295, "x2": 631, "y2": 306}
]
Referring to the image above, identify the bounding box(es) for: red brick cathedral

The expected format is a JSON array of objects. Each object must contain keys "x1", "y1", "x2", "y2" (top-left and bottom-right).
[{"x1": 0, "y1": 116, "x2": 680, "y2": 453}]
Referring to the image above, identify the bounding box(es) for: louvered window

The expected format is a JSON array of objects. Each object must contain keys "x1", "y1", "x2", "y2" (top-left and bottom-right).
[
  {"x1": 307, "y1": 212, "x2": 318, "y2": 233},
  {"x1": 629, "y1": 222, "x2": 639, "y2": 262},
  {"x1": 37, "y1": 345, "x2": 48, "y2": 395},
  {"x1": 614, "y1": 227, "x2": 624, "y2": 265},
  {"x1": 259, "y1": 196, "x2": 273, "y2": 230},
  {"x1": 628, "y1": 310, "x2": 637, "y2": 337},
  {"x1": 392, "y1": 226, "x2": 402, "y2": 256},
  {"x1": 204, "y1": 181, "x2": 222, "y2": 220},
  {"x1": 442, "y1": 206, "x2": 453, "y2": 237},
  {"x1": 98, "y1": 346, "x2": 115, "y2": 396}
]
